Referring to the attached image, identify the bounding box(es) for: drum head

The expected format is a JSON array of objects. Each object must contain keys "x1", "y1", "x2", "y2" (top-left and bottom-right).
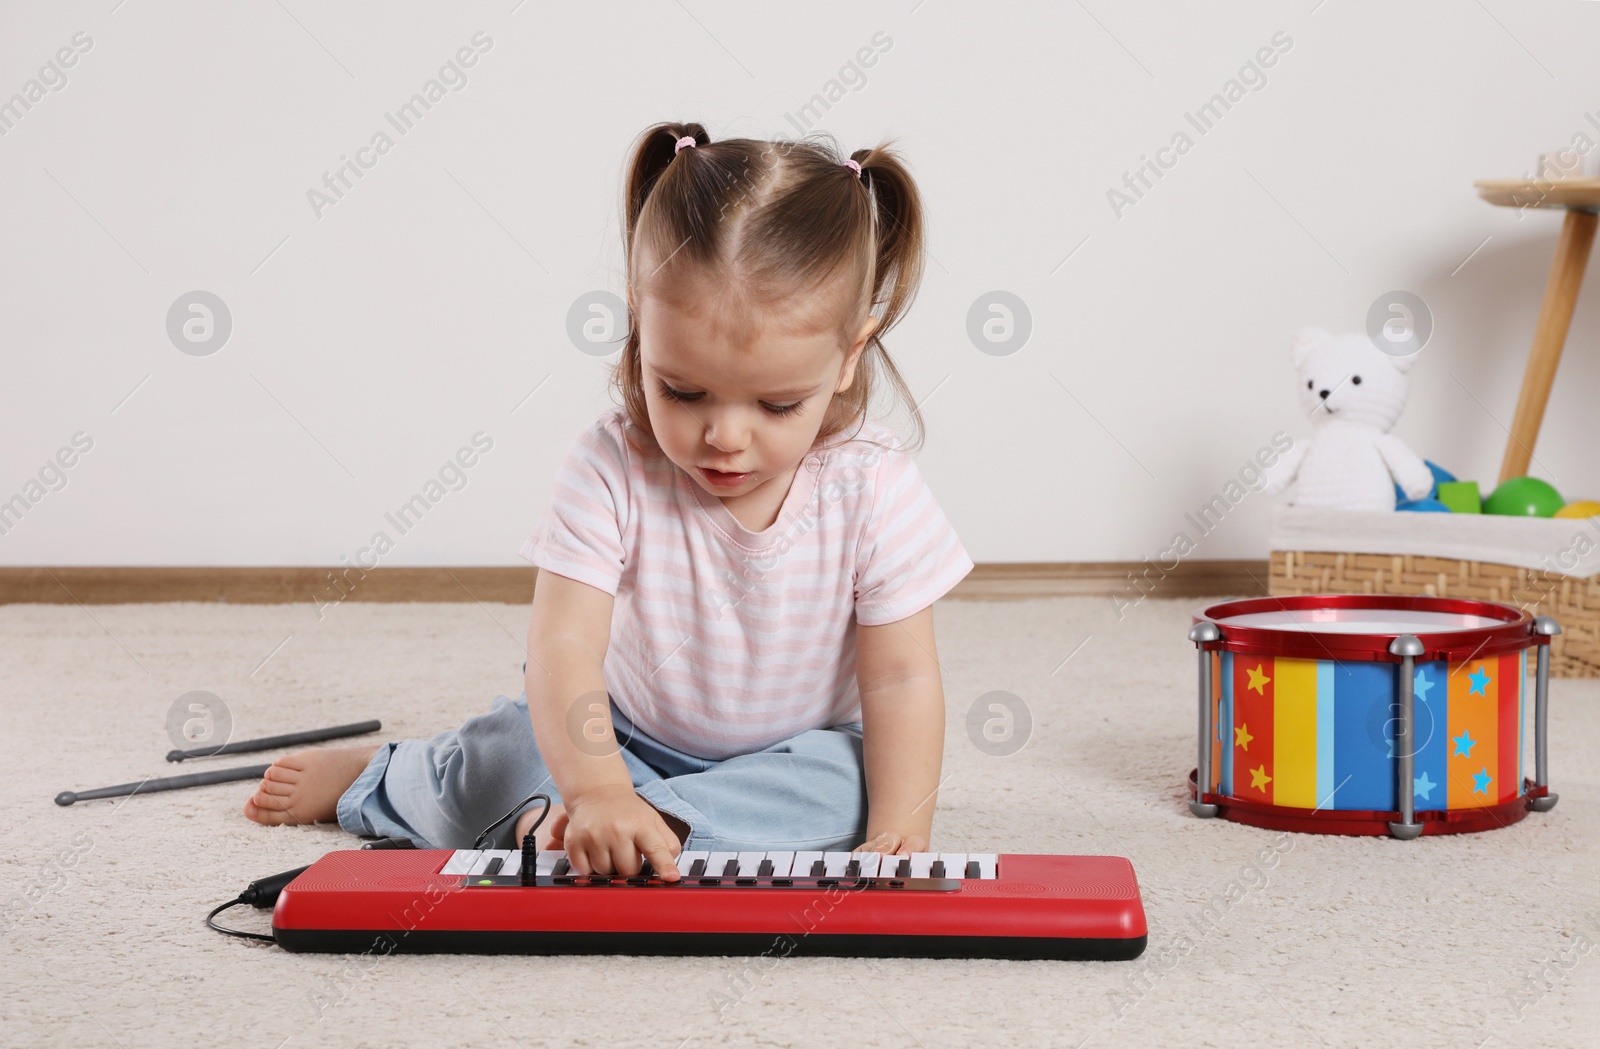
[
  {"x1": 1216, "y1": 607, "x2": 1505, "y2": 634},
  {"x1": 1192, "y1": 594, "x2": 1534, "y2": 661}
]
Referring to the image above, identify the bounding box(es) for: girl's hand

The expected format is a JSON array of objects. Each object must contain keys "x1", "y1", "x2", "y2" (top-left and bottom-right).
[
  {"x1": 851, "y1": 830, "x2": 927, "y2": 856},
  {"x1": 555, "y1": 783, "x2": 683, "y2": 882}
]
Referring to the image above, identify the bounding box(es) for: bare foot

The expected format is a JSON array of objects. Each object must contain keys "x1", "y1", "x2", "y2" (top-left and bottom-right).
[{"x1": 243, "y1": 744, "x2": 380, "y2": 826}]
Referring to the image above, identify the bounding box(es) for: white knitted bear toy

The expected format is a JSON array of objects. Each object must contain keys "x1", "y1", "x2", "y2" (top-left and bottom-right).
[{"x1": 1262, "y1": 326, "x2": 1435, "y2": 511}]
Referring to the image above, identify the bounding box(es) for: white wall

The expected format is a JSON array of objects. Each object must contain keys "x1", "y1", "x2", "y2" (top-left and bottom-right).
[{"x1": 3, "y1": 0, "x2": 1599, "y2": 567}]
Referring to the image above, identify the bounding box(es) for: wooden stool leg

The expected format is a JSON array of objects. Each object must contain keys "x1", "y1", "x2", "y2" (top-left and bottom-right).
[{"x1": 1499, "y1": 208, "x2": 1599, "y2": 484}]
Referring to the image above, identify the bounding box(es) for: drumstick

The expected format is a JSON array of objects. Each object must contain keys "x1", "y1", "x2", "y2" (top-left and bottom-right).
[
  {"x1": 165, "y1": 719, "x2": 382, "y2": 763},
  {"x1": 55, "y1": 763, "x2": 272, "y2": 806}
]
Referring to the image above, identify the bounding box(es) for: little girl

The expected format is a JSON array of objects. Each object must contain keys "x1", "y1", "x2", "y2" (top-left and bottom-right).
[{"x1": 244, "y1": 121, "x2": 973, "y2": 880}]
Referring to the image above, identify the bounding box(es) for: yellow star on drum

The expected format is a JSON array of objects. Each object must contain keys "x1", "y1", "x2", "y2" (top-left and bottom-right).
[
  {"x1": 1234, "y1": 724, "x2": 1254, "y2": 750},
  {"x1": 1246, "y1": 664, "x2": 1271, "y2": 694},
  {"x1": 1250, "y1": 765, "x2": 1272, "y2": 792}
]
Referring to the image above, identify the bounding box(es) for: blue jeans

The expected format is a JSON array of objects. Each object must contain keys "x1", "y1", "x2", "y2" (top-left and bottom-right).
[{"x1": 336, "y1": 689, "x2": 868, "y2": 852}]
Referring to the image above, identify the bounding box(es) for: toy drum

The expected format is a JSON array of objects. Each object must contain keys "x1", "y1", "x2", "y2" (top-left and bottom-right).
[{"x1": 1185, "y1": 595, "x2": 1560, "y2": 838}]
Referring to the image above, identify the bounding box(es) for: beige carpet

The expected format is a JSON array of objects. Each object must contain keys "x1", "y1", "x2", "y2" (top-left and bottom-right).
[{"x1": 3, "y1": 594, "x2": 1597, "y2": 1049}]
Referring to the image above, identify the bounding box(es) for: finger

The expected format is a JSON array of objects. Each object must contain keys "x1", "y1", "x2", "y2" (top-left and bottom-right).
[
  {"x1": 642, "y1": 832, "x2": 680, "y2": 882},
  {"x1": 611, "y1": 837, "x2": 642, "y2": 878},
  {"x1": 653, "y1": 816, "x2": 683, "y2": 859},
  {"x1": 636, "y1": 822, "x2": 678, "y2": 878},
  {"x1": 591, "y1": 842, "x2": 620, "y2": 876}
]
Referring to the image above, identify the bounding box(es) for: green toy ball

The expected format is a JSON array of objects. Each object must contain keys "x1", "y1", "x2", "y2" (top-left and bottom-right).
[{"x1": 1483, "y1": 476, "x2": 1565, "y2": 517}]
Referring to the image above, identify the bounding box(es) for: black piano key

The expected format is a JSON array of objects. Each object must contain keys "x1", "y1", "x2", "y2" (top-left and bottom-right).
[
  {"x1": 689, "y1": 858, "x2": 707, "y2": 877},
  {"x1": 757, "y1": 859, "x2": 774, "y2": 877},
  {"x1": 965, "y1": 859, "x2": 981, "y2": 879},
  {"x1": 929, "y1": 860, "x2": 946, "y2": 878},
  {"x1": 895, "y1": 857, "x2": 911, "y2": 878},
  {"x1": 638, "y1": 859, "x2": 654, "y2": 878},
  {"x1": 809, "y1": 859, "x2": 825, "y2": 877},
  {"x1": 484, "y1": 856, "x2": 504, "y2": 876},
  {"x1": 552, "y1": 857, "x2": 570, "y2": 877},
  {"x1": 845, "y1": 859, "x2": 861, "y2": 877},
  {"x1": 721, "y1": 858, "x2": 740, "y2": 878}
]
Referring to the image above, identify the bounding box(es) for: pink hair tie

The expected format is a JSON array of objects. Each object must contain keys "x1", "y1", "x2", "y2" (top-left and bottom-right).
[
  {"x1": 843, "y1": 158, "x2": 862, "y2": 178},
  {"x1": 674, "y1": 135, "x2": 697, "y2": 155}
]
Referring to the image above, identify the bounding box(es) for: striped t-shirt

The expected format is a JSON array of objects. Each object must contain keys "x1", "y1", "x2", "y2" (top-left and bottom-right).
[{"x1": 519, "y1": 405, "x2": 974, "y2": 760}]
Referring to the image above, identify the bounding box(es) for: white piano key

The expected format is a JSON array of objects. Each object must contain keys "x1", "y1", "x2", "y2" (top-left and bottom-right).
[
  {"x1": 792, "y1": 851, "x2": 824, "y2": 878},
  {"x1": 762, "y1": 851, "x2": 795, "y2": 877},
  {"x1": 705, "y1": 851, "x2": 741, "y2": 878},
  {"x1": 936, "y1": 853, "x2": 967, "y2": 879},
  {"x1": 498, "y1": 851, "x2": 522, "y2": 877},
  {"x1": 677, "y1": 849, "x2": 709, "y2": 876},
  {"x1": 970, "y1": 853, "x2": 998, "y2": 879},
  {"x1": 849, "y1": 852, "x2": 882, "y2": 878},
  {"x1": 536, "y1": 850, "x2": 565, "y2": 877},
  {"x1": 440, "y1": 850, "x2": 480, "y2": 876},
  {"x1": 736, "y1": 851, "x2": 767, "y2": 878},
  {"x1": 469, "y1": 850, "x2": 511, "y2": 876},
  {"x1": 823, "y1": 852, "x2": 853, "y2": 878},
  {"x1": 908, "y1": 852, "x2": 937, "y2": 878}
]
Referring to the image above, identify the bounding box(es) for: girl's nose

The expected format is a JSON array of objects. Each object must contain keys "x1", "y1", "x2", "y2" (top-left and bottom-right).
[{"x1": 705, "y1": 415, "x2": 749, "y2": 454}]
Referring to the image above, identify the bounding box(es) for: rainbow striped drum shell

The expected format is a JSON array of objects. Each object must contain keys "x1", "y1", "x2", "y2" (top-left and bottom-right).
[{"x1": 1184, "y1": 595, "x2": 1560, "y2": 838}]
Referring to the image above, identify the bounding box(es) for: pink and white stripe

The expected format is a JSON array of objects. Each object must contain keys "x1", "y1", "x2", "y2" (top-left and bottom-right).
[{"x1": 520, "y1": 407, "x2": 973, "y2": 760}]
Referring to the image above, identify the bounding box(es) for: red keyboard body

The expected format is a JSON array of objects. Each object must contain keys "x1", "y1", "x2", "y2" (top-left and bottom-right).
[{"x1": 271, "y1": 849, "x2": 1147, "y2": 960}]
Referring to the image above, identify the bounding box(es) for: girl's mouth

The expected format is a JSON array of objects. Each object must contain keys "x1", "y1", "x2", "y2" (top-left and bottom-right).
[{"x1": 700, "y1": 467, "x2": 751, "y2": 487}]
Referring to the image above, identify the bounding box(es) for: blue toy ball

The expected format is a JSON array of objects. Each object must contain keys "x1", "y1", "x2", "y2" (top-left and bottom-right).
[
  {"x1": 1397, "y1": 497, "x2": 1451, "y2": 513},
  {"x1": 1396, "y1": 460, "x2": 1456, "y2": 510}
]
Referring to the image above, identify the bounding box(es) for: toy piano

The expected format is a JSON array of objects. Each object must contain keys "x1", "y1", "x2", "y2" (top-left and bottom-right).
[{"x1": 272, "y1": 847, "x2": 1148, "y2": 960}]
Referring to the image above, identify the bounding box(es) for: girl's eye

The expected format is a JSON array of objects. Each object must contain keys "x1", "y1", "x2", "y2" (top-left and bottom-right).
[
  {"x1": 656, "y1": 380, "x2": 804, "y2": 418},
  {"x1": 657, "y1": 380, "x2": 701, "y2": 403}
]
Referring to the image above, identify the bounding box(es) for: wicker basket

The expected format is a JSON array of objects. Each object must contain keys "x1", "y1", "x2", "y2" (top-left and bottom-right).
[{"x1": 1267, "y1": 507, "x2": 1600, "y2": 677}]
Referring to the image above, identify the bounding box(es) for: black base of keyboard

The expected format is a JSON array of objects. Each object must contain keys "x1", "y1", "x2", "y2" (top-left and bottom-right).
[{"x1": 273, "y1": 927, "x2": 1147, "y2": 961}]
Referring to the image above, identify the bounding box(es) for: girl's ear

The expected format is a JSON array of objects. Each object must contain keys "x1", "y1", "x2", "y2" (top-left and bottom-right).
[
  {"x1": 837, "y1": 315, "x2": 879, "y2": 393},
  {"x1": 855, "y1": 313, "x2": 880, "y2": 350}
]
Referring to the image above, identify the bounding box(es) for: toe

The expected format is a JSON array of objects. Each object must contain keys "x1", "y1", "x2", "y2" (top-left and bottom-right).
[
  {"x1": 260, "y1": 776, "x2": 295, "y2": 797},
  {"x1": 244, "y1": 795, "x2": 287, "y2": 825},
  {"x1": 264, "y1": 762, "x2": 301, "y2": 784},
  {"x1": 248, "y1": 786, "x2": 292, "y2": 811}
]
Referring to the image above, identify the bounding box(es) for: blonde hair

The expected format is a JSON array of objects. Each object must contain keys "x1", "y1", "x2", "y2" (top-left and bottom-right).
[{"x1": 612, "y1": 120, "x2": 928, "y2": 458}]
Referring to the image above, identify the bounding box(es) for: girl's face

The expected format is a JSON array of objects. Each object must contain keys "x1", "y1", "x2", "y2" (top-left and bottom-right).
[{"x1": 631, "y1": 283, "x2": 878, "y2": 501}]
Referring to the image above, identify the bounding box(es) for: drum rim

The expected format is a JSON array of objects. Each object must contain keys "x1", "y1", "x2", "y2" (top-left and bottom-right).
[
  {"x1": 1186, "y1": 769, "x2": 1545, "y2": 837},
  {"x1": 1191, "y1": 593, "x2": 1536, "y2": 662}
]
